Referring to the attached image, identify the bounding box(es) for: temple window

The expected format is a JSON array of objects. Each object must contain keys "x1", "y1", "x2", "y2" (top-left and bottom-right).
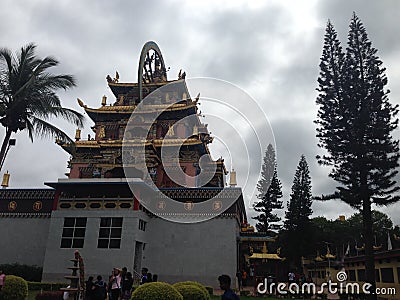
[
  {"x1": 138, "y1": 219, "x2": 147, "y2": 231},
  {"x1": 97, "y1": 217, "x2": 123, "y2": 249},
  {"x1": 60, "y1": 217, "x2": 87, "y2": 248},
  {"x1": 381, "y1": 267, "x2": 394, "y2": 283}
]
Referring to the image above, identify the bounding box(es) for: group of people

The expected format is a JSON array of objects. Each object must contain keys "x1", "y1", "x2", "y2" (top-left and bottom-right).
[
  {"x1": 84, "y1": 267, "x2": 157, "y2": 300},
  {"x1": 235, "y1": 265, "x2": 254, "y2": 290}
]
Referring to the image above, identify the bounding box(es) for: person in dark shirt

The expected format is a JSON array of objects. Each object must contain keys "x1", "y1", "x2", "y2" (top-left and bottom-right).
[
  {"x1": 85, "y1": 276, "x2": 95, "y2": 300},
  {"x1": 218, "y1": 274, "x2": 240, "y2": 300},
  {"x1": 93, "y1": 275, "x2": 107, "y2": 300},
  {"x1": 140, "y1": 267, "x2": 148, "y2": 284},
  {"x1": 121, "y1": 272, "x2": 134, "y2": 300}
]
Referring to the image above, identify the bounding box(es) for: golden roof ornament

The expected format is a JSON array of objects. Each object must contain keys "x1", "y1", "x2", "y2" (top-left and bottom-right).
[
  {"x1": 102, "y1": 95, "x2": 107, "y2": 106},
  {"x1": 75, "y1": 129, "x2": 81, "y2": 141},
  {"x1": 229, "y1": 169, "x2": 237, "y2": 187},
  {"x1": 2, "y1": 171, "x2": 10, "y2": 188},
  {"x1": 262, "y1": 242, "x2": 268, "y2": 254}
]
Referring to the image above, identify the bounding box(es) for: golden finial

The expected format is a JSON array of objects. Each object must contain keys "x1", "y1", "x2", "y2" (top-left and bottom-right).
[
  {"x1": 102, "y1": 95, "x2": 107, "y2": 106},
  {"x1": 75, "y1": 129, "x2": 81, "y2": 141},
  {"x1": 229, "y1": 169, "x2": 237, "y2": 187},
  {"x1": 262, "y1": 242, "x2": 268, "y2": 254},
  {"x1": 2, "y1": 171, "x2": 10, "y2": 188}
]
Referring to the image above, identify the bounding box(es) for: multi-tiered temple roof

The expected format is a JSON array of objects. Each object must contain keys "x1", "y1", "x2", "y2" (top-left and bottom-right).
[{"x1": 58, "y1": 41, "x2": 227, "y2": 188}]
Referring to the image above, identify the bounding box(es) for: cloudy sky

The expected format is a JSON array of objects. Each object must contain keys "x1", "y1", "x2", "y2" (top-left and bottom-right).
[{"x1": 1, "y1": 0, "x2": 400, "y2": 225}]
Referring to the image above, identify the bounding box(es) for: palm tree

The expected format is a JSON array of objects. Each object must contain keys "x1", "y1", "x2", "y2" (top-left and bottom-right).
[{"x1": 0, "y1": 43, "x2": 84, "y2": 170}]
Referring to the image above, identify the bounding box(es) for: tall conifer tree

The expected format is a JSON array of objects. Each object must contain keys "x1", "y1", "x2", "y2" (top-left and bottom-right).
[
  {"x1": 315, "y1": 14, "x2": 399, "y2": 298},
  {"x1": 283, "y1": 155, "x2": 313, "y2": 268},
  {"x1": 253, "y1": 144, "x2": 283, "y2": 233}
]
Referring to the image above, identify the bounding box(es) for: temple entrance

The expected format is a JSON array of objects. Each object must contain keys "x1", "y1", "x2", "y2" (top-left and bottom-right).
[{"x1": 133, "y1": 241, "x2": 143, "y2": 273}]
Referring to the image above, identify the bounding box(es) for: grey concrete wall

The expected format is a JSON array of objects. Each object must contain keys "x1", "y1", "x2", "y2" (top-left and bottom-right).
[
  {"x1": 0, "y1": 217, "x2": 50, "y2": 266},
  {"x1": 42, "y1": 210, "x2": 149, "y2": 282},
  {"x1": 144, "y1": 217, "x2": 239, "y2": 288}
]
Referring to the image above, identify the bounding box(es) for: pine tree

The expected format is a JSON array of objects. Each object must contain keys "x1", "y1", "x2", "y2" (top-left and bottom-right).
[
  {"x1": 283, "y1": 155, "x2": 313, "y2": 269},
  {"x1": 253, "y1": 144, "x2": 283, "y2": 233},
  {"x1": 315, "y1": 14, "x2": 399, "y2": 299},
  {"x1": 284, "y1": 155, "x2": 313, "y2": 231}
]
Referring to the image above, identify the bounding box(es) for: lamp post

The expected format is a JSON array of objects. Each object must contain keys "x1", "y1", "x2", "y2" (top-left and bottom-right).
[{"x1": 0, "y1": 138, "x2": 16, "y2": 171}]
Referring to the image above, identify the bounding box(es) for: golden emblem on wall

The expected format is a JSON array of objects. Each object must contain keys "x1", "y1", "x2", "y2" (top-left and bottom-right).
[
  {"x1": 8, "y1": 201, "x2": 17, "y2": 211},
  {"x1": 33, "y1": 201, "x2": 43, "y2": 211},
  {"x1": 212, "y1": 201, "x2": 222, "y2": 211},
  {"x1": 157, "y1": 201, "x2": 166, "y2": 210},
  {"x1": 184, "y1": 201, "x2": 194, "y2": 211}
]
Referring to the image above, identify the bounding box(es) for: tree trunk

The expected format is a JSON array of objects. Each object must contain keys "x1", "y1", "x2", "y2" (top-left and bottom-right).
[
  {"x1": 0, "y1": 129, "x2": 12, "y2": 172},
  {"x1": 363, "y1": 196, "x2": 377, "y2": 300}
]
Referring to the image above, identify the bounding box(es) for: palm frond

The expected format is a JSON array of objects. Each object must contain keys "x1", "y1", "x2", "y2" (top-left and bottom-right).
[{"x1": 30, "y1": 116, "x2": 73, "y2": 143}]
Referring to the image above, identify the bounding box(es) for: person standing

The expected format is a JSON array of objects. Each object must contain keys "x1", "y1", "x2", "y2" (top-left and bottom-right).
[
  {"x1": 218, "y1": 275, "x2": 240, "y2": 300},
  {"x1": 93, "y1": 275, "x2": 107, "y2": 300},
  {"x1": 140, "y1": 268, "x2": 148, "y2": 285},
  {"x1": 121, "y1": 272, "x2": 134, "y2": 300},
  {"x1": 0, "y1": 270, "x2": 5, "y2": 291},
  {"x1": 235, "y1": 270, "x2": 242, "y2": 291},
  {"x1": 110, "y1": 268, "x2": 122, "y2": 300},
  {"x1": 241, "y1": 270, "x2": 247, "y2": 287},
  {"x1": 85, "y1": 276, "x2": 95, "y2": 300}
]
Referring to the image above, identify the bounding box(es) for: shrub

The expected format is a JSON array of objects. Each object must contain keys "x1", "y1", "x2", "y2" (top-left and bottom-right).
[
  {"x1": 173, "y1": 284, "x2": 207, "y2": 300},
  {"x1": 240, "y1": 290, "x2": 250, "y2": 296},
  {"x1": 1, "y1": 275, "x2": 28, "y2": 300},
  {"x1": 204, "y1": 286, "x2": 213, "y2": 296},
  {"x1": 131, "y1": 282, "x2": 183, "y2": 300},
  {"x1": 173, "y1": 282, "x2": 210, "y2": 300},
  {"x1": 0, "y1": 264, "x2": 42, "y2": 282},
  {"x1": 35, "y1": 291, "x2": 63, "y2": 300}
]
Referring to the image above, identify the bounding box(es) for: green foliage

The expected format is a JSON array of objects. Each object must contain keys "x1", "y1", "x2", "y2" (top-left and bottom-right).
[
  {"x1": 253, "y1": 144, "x2": 283, "y2": 233},
  {"x1": 1, "y1": 275, "x2": 28, "y2": 300},
  {"x1": 282, "y1": 155, "x2": 313, "y2": 268},
  {"x1": 316, "y1": 15, "x2": 400, "y2": 207},
  {"x1": 173, "y1": 282, "x2": 210, "y2": 300},
  {"x1": 0, "y1": 264, "x2": 42, "y2": 282},
  {"x1": 131, "y1": 282, "x2": 183, "y2": 300},
  {"x1": 315, "y1": 14, "x2": 400, "y2": 289},
  {"x1": 173, "y1": 284, "x2": 207, "y2": 300},
  {"x1": 311, "y1": 210, "x2": 396, "y2": 255},
  {"x1": 0, "y1": 43, "x2": 84, "y2": 169},
  {"x1": 284, "y1": 155, "x2": 313, "y2": 231},
  {"x1": 204, "y1": 286, "x2": 213, "y2": 296},
  {"x1": 27, "y1": 282, "x2": 67, "y2": 291}
]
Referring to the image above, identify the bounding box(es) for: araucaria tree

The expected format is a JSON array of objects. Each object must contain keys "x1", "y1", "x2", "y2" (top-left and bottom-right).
[
  {"x1": 315, "y1": 14, "x2": 399, "y2": 298},
  {"x1": 283, "y1": 155, "x2": 313, "y2": 268},
  {"x1": 253, "y1": 144, "x2": 283, "y2": 233},
  {"x1": 0, "y1": 43, "x2": 84, "y2": 170}
]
